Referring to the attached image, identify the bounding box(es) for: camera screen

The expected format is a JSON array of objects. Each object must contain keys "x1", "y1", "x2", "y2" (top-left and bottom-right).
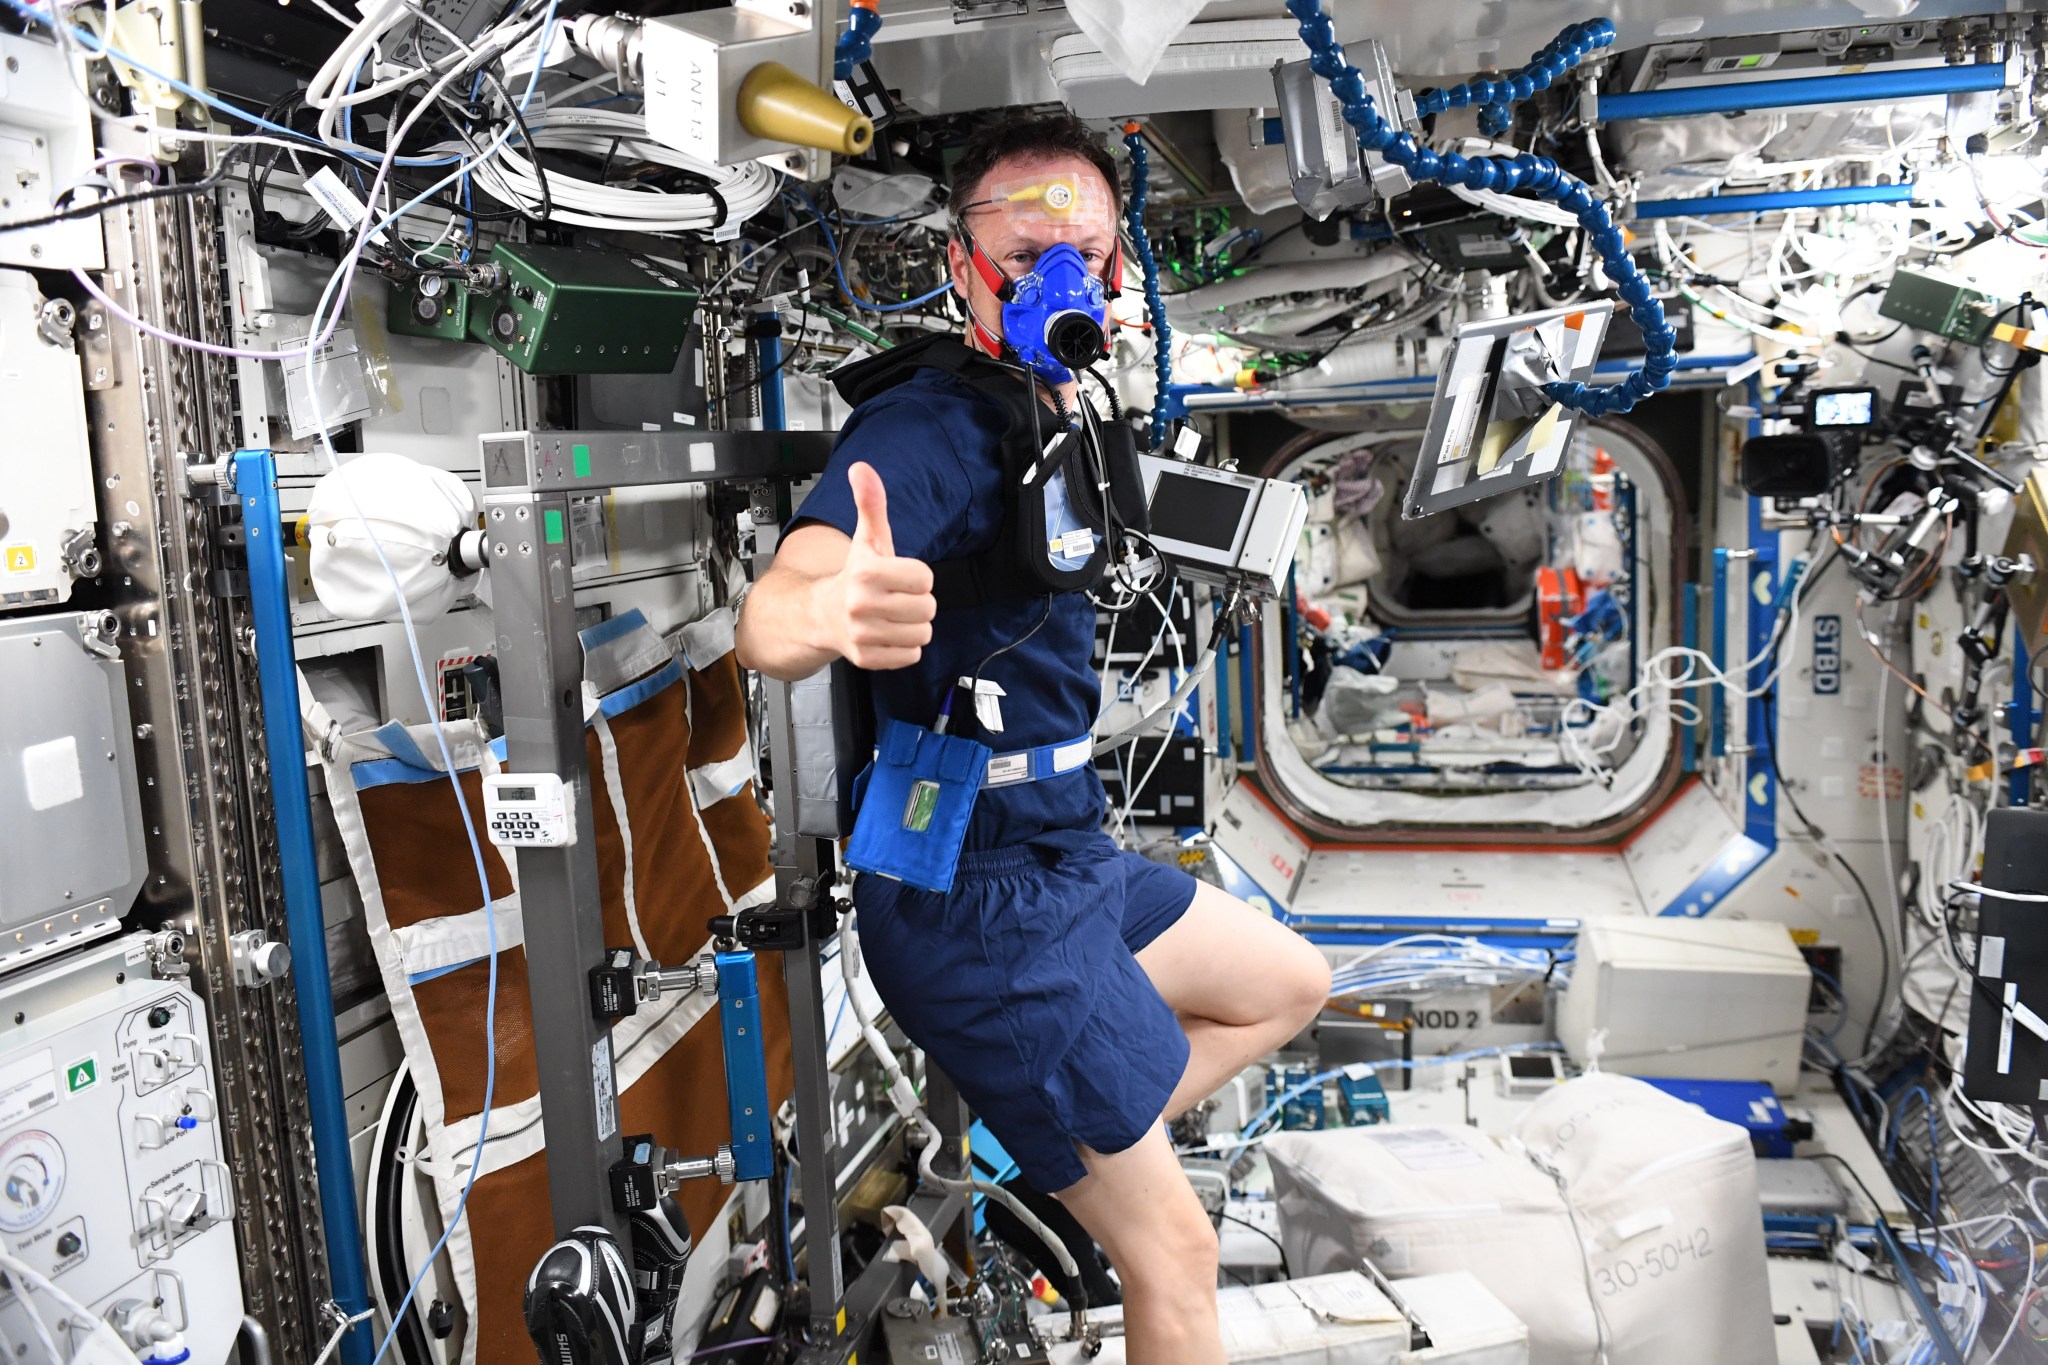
[
  {"x1": 1149, "y1": 472, "x2": 1252, "y2": 553},
  {"x1": 1812, "y1": 389, "x2": 1876, "y2": 428}
]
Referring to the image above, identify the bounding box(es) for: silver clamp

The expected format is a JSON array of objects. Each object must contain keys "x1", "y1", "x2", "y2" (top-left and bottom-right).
[
  {"x1": 182, "y1": 454, "x2": 238, "y2": 505},
  {"x1": 635, "y1": 953, "x2": 719, "y2": 1007},
  {"x1": 660, "y1": 1145, "x2": 736, "y2": 1189}
]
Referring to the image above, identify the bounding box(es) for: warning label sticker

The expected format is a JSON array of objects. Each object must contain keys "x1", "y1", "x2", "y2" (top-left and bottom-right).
[{"x1": 0, "y1": 1051, "x2": 57, "y2": 1132}]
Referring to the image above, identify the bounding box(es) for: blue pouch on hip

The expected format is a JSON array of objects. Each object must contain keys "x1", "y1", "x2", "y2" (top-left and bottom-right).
[{"x1": 845, "y1": 718, "x2": 990, "y2": 895}]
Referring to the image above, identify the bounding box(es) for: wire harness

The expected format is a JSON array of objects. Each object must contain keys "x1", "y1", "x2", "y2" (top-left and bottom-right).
[
  {"x1": 1120, "y1": 123, "x2": 1173, "y2": 448},
  {"x1": 1285, "y1": 1, "x2": 1676, "y2": 415},
  {"x1": 1413, "y1": 20, "x2": 1615, "y2": 138}
]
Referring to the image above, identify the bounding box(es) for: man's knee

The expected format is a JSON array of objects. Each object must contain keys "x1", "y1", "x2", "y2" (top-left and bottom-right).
[
  {"x1": 1113, "y1": 1200, "x2": 1219, "y2": 1298},
  {"x1": 1278, "y1": 936, "x2": 1333, "y2": 1028}
]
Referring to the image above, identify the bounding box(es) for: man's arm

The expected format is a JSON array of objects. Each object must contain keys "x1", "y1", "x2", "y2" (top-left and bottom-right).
[{"x1": 735, "y1": 461, "x2": 938, "y2": 682}]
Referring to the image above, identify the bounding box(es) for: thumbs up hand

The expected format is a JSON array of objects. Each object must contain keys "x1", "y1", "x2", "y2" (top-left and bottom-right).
[{"x1": 831, "y1": 462, "x2": 936, "y2": 670}]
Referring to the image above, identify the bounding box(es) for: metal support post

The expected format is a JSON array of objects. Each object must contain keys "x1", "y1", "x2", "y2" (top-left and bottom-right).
[
  {"x1": 758, "y1": 667, "x2": 847, "y2": 1340},
  {"x1": 471, "y1": 427, "x2": 834, "y2": 1245},
  {"x1": 232, "y1": 451, "x2": 374, "y2": 1365},
  {"x1": 484, "y1": 482, "x2": 629, "y2": 1246}
]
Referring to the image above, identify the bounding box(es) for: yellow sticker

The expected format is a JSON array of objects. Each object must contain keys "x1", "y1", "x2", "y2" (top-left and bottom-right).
[
  {"x1": 2, "y1": 545, "x2": 33, "y2": 574},
  {"x1": 1789, "y1": 928, "x2": 1820, "y2": 945},
  {"x1": 836, "y1": 1307, "x2": 847, "y2": 1336}
]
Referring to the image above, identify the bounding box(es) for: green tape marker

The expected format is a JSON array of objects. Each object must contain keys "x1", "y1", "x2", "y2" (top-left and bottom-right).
[
  {"x1": 572, "y1": 443, "x2": 592, "y2": 477},
  {"x1": 544, "y1": 509, "x2": 565, "y2": 544}
]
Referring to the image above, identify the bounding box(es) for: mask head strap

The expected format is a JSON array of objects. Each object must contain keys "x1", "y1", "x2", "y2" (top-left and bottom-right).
[{"x1": 955, "y1": 221, "x2": 1015, "y2": 302}]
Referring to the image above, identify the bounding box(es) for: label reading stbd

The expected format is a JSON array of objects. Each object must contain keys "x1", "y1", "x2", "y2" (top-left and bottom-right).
[{"x1": 1812, "y1": 614, "x2": 1842, "y2": 694}]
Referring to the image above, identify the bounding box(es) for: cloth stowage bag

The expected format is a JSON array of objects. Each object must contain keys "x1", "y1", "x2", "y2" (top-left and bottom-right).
[
  {"x1": 317, "y1": 608, "x2": 789, "y2": 1364},
  {"x1": 846, "y1": 717, "x2": 992, "y2": 893},
  {"x1": 1267, "y1": 1072, "x2": 1775, "y2": 1365}
]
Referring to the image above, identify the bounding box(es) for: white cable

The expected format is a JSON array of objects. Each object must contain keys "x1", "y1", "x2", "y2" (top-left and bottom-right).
[
  {"x1": 448, "y1": 107, "x2": 779, "y2": 232},
  {"x1": 289, "y1": 12, "x2": 559, "y2": 1360},
  {"x1": 0, "y1": 1249, "x2": 145, "y2": 1363},
  {"x1": 1953, "y1": 881, "x2": 2048, "y2": 903},
  {"x1": 835, "y1": 912, "x2": 1086, "y2": 1326},
  {"x1": 313, "y1": 1309, "x2": 378, "y2": 1365}
]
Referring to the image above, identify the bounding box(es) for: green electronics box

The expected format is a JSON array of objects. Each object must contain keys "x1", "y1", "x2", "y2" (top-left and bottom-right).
[
  {"x1": 1878, "y1": 267, "x2": 2002, "y2": 345},
  {"x1": 467, "y1": 242, "x2": 698, "y2": 374},
  {"x1": 386, "y1": 255, "x2": 470, "y2": 342}
]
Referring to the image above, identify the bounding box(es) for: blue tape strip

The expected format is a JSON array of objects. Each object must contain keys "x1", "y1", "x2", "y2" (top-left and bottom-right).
[
  {"x1": 578, "y1": 608, "x2": 650, "y2": 652},
  {"x1": 352, "y1": 757, "x2": 450, "y2": 791}
]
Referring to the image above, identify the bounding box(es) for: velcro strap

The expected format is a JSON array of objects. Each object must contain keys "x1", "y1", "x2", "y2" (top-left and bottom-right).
[{"x1": 984, "y1": 734, "x2": 1094, "y2": 788}]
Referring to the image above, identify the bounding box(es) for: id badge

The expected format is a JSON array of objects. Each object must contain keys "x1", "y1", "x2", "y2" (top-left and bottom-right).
[{"x1": 845, "y1": 719, "x2": 991, "y2": 894}]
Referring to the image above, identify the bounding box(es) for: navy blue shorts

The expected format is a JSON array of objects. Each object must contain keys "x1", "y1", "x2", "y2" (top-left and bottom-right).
[{"x1": 854, "y1": 830, "x2": 1199, "y2": 1192}]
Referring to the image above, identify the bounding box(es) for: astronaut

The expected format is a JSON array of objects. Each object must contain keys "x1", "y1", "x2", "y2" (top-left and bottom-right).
[{"x1": 735, "y1": 112, "x2": 1330, "y2": 1364}]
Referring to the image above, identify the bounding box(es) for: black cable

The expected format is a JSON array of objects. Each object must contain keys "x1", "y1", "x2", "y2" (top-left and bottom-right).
[
  {"x1": 725, "y1": 303, "x2": 812, "y2": 395},
  {"x1": 1764, "y1": 696, "x2": 1893, "y2": 1054},
  {"x1": 1214, "y1": 1210, "x2": 1291, "y2": 1277},
  {"x1": 1813, "y1": 1152, "x2": 1897, "y2": 1226},
  {"x1": 479, "y1": 66, "x2": 551, "y2": 224},
  {"x1": 1, "y1": 141, "x2": 258, "y2": 231}
]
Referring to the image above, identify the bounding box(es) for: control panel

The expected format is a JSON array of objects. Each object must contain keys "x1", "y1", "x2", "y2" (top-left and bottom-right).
[
  {"x1": 484, "y1": 772, "x2": 576, "y2": 847},
  {"x1": 0, "y1": 935, "x2": 243, "y2": 1362}
]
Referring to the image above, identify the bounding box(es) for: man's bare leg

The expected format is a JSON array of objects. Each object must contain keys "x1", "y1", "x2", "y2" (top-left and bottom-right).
[
  {"x1": 1054, "y1": 1125, "x2": 1225, "y2": 1365},
  {"x1": 1137, "y1": 880, "x2": 1332, "y2": 1117}
]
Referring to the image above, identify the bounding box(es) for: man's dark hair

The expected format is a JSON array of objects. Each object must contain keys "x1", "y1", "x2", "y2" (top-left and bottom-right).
[{"x1": 949, "y1": 112, "x2": 1121, "y2": 224}]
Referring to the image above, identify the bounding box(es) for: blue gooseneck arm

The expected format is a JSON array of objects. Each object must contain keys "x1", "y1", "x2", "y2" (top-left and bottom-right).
[
  {"x1": 1413, "y1": 20, "x2": 1614, "y2": 138},
  {"x1": 1285, "y1": 4, "x2": 1677, "y2": 416},
  {"x1": 1120, "y1": 124, "x2": 1174, "y2": 449}
]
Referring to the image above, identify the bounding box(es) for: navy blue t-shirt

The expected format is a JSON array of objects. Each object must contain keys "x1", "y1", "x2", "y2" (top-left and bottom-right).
[{"x1": 789, "y1": 367, "x2": 1107, "y2": 851}]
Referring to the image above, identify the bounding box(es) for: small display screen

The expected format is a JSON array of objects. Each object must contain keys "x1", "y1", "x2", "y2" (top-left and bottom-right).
[
  {"x1": 1149, "y1": 472, "x2": 1252, "y2": 553},
  {"x1": 1812, "y1": 388, "x2": 1877, "y2": 428},
  {"x1": 497, "y1": 786, "x2": 536, "y2": 803},
  {"x1": 1509, "y1": 1054, "x2": 1557, "y2": 1079}
]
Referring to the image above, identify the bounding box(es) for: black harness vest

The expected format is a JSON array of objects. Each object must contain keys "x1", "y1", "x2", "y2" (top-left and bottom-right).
[{"x1": 831, "y1": 335, "x2": 1149, "y2": 612}]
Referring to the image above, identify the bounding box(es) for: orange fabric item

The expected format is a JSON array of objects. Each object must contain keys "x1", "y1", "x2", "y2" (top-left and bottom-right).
[
  {"x1": 356, "y1": 770, "x2": 514, "y2": 933},
  {"x1": 347, "y1": 635, "x2": 789, "y2": 1359},
  {"x1": 412, "y1": 949, "x2": 540, "y2": 1120},
  {"x1": 462, "y1": 966, "x2": 795, "y2": 1364}
]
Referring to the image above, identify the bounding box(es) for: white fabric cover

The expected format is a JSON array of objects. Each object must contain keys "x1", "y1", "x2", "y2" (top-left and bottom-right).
[
  {"x1": 1062, "y1": 0, "x2": 1212, "y2": 85},
  {"x1": 1267, "y1": 1124, "x2": 1598, "y2": 1365},
  {"x1": 1270, "y1": 1076, "x2": 1777, "y2": 1365},
  {"x1": 1511, "y1": 1074, "x2": 1775, "y2": 1365},
  {"x1": 305, "y1": 452, "x2": 475, "y2": 622}
]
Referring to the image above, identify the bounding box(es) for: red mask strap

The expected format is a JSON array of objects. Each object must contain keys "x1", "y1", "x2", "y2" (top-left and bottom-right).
[{"x1": 958, "y1": 225, "x2": 1014, "y2": 302}]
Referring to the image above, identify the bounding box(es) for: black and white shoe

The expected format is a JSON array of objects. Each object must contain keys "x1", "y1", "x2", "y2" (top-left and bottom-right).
[
  {"x1": 524, "y1": 1225, "x2": 637, "y2": 1365},
  {"x1": 629, "y1": 1196, "x2": 693, "y2": 1362}
]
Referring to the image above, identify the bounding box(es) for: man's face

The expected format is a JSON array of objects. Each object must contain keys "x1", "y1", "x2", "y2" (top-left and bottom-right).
[{"x1": 948, "y1": 152, "x2": 1119, "y2": 355}]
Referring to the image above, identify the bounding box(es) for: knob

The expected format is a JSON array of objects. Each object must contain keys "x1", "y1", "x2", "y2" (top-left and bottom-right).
[
  {"x1": 54, "y1": 1231, "x2": 81, "y2": 1257},
  {"x1": 230, "y1": 930, "x2": 290, "y2": 988},
  {"x1": 146, "y1": 1006, "x2": 173, "y2": 1029}
]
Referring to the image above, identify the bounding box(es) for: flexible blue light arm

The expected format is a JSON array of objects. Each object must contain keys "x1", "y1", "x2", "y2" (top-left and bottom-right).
[
  {"x1": 1121, "y1": 124, "x2": 1175, "y2": 448},
  {"x1": 1286, "y1": 2, "x2": 1676, "y2": 416},
  {"x1": 1413, "y1": 20, "x2": 1615, "y2": 138}
]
